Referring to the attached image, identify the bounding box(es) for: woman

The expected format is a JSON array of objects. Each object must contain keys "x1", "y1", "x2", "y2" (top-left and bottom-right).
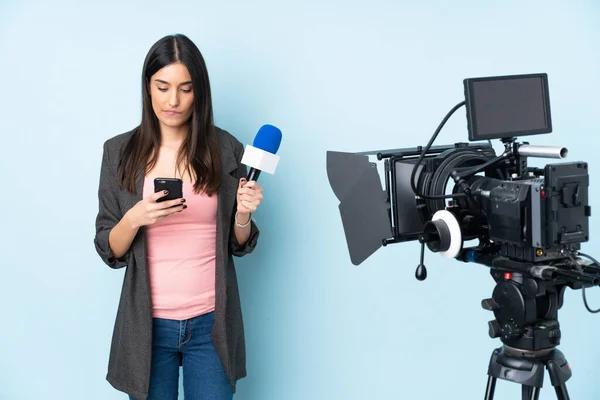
[{"x1": 93, "y1": 33, "x2": 262, "y2": 400}]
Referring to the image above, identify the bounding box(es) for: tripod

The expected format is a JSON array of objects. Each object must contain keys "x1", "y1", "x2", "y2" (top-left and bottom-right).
[
  {"x1": 479, "y1": 266, "x2": 581, "y2": 400},
  {"x1": 484, "y1": 345, "x2": 571, "y2": 400}
]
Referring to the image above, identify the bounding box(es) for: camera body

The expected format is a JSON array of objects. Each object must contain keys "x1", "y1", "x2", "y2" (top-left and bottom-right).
[
  {"x1": 466, "y1": 162, "x2": 590, "y2": 263},
  {"x1": 402, "y1": 142, "x2": 591, "y2": 266}
]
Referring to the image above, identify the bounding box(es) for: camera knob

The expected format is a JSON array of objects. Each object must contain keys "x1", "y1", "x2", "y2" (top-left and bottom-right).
[
  {"x1": 549, "y1": 328, "x2": 561, "y2": 345},
  {"x1": 482, "y1": 298, "x2": 500, "y2": 311},
  {"x1": 488, "y1": 320, "x2": 502, "y2": 338},
  {"x1": 502, "y1": 320, "x2": 522, "y2": 339}
]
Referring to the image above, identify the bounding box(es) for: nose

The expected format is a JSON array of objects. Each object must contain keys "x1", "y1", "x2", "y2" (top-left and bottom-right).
[{"x1": 168, "y1": 89, "x2": 180, "y2": 107}]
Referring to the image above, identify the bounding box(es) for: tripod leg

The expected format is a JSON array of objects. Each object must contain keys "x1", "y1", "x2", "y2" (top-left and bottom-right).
[
  {"x1": 555, "y1": 384, "x2": 570, "y2": 400},
  {"x1": 522, "y1": 386, "x2": 540, "y2": 400},
  {"x1": 530, "y1": 387, "x2": 540, "y2": 400},
  {"x1": 484, "y1": 375, "x2": 496, "y2": 400},
  {"x1": 545, "y1": 350, "x2": 572, "y2": 400}
]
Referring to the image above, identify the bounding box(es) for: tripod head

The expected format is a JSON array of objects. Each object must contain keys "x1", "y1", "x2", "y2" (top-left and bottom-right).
[{"x1": 460, "y1": 248, "x2": 600, "y2": 352}]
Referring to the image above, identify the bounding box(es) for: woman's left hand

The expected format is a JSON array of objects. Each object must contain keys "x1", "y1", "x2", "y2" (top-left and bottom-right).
[{"x1": 236, "y1": 178, "x2": 263, "y2": 216}]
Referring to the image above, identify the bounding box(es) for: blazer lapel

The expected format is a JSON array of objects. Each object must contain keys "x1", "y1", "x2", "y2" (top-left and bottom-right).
[{"x1": 217, "y1": 134, "x2": 241, "y2": 237}]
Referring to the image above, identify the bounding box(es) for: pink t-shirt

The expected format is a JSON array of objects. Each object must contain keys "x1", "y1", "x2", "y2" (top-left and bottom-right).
[{"x1": 142, "y1": 177, "x2": 218, "y2": 320}]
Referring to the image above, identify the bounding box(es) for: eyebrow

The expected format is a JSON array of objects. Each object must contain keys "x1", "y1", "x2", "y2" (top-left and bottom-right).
[{"x1": 154, "y1": 79, "x2": 192, "y2": 86}]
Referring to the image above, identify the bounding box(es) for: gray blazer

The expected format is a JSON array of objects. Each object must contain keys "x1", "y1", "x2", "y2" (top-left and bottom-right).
[{"x1": 93, "y1": 127, "x2": 259, "y2": 399}]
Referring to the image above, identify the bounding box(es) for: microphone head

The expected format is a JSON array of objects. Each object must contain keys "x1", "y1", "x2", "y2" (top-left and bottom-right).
[{"x1": 253, "y1": 124, "x2": 282, "y2": 154}]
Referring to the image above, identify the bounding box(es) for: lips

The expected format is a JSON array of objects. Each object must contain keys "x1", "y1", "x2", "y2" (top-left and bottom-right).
[{"x1": 163, "y1": 110, "x2": 181, "y2": 116}]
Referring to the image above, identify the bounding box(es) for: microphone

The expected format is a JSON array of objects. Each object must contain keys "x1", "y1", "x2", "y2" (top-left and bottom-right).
[{"x1": 241, "y1": 124, "x2": 282, "y2": 181}]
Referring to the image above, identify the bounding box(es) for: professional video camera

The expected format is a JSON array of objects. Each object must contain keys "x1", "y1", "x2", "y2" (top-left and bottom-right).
[{"x1": 327, "y1": 73, "x2": 600, "y2": 400}]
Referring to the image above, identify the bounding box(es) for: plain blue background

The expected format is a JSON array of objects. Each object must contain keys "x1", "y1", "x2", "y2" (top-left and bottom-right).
[{"x1": 1, "y1": 0, "x2": 600, "y2": 399}]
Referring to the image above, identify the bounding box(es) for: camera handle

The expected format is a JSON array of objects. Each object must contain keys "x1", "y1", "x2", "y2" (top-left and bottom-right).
[{"x1": 416, "y1": 241, "x2": 427, "y2": 281}]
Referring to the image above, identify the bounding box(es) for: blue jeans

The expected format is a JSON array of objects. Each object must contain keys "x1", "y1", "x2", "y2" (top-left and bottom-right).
[{"x1": 130, "y1": 311, "x2": 233, "y2": 400}]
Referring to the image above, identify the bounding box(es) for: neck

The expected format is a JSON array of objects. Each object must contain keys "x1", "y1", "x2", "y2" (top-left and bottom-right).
[{"x1": 159, "y1": 123, "x2": 188, "y2": 148}]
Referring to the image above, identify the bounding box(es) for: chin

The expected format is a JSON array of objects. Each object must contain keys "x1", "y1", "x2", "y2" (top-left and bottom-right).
[{"x1": 159, "y1": 118, "x2": 187, "y2": 129}]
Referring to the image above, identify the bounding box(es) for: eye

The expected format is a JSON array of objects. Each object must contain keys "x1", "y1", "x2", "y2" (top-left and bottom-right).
[
  {"x1": 157, "y1": 87, "x2": 168, "y2": 92},
  {"x1": 181, "y1": 88, "x2": 192, "y2": 93}
]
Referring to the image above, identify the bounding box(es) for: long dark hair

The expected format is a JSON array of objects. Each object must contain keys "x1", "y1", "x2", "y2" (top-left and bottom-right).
[{"x1": 117, "y1": 33, "x2": 221, "y2": 196}]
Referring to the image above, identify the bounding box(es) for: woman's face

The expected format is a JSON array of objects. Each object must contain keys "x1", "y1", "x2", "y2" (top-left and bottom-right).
[{"x1": 149, "y1": 62, "x2": 195, "y2": 131}]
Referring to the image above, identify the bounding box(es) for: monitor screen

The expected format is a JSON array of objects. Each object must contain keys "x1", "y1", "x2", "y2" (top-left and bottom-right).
[{"x1": 464, "y1": 73, "x2": 552, "y2": 141}]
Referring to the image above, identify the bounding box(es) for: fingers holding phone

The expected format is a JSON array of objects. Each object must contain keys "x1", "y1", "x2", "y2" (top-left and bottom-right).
[
  {"x1": 150, "y1": 190, "x2": 188, "y2": 213},
  {"x1": 125, "y1": 178, "x2": 186, "y2": 229}
]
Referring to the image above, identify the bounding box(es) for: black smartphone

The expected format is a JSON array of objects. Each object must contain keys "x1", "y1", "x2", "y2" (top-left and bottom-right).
[{"x1": 154, "y1": 178, "x2": 183, "y2": 202}]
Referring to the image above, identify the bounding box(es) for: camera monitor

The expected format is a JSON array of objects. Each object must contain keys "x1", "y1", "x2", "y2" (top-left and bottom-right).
[{"x1": 464, "y1": 73, "x2": 552, "y2": 141}]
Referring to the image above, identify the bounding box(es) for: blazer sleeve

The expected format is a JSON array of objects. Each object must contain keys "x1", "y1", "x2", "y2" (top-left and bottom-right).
[
  {"x1": 229, "y1": 138, "x2": 260, "y2": 257},
  {"x1": 93, "y1": 140, "x2": 129, "y2": 269}
]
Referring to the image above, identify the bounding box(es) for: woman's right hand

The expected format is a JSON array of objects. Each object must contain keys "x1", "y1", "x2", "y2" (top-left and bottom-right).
[{"x1": 125, "y1": 190, "x2": 187, "y2": 229}]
